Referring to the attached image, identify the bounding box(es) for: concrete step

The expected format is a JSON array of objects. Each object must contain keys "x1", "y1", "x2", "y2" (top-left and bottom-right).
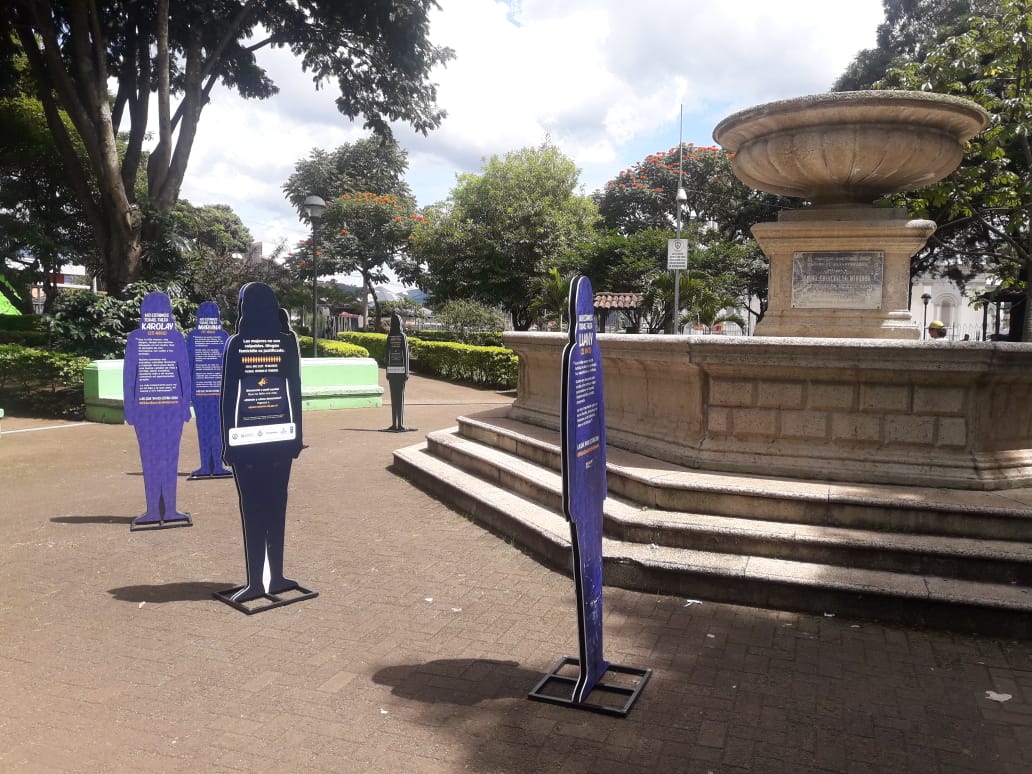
[
  {"x1": 392, "y1": 440, "x2": 1032, "y2": 639},
  {"x1": 456, "y1": 408, "x2": 1032, "y2": 541},
  {"x1": 425, "y1": 425, "x2": 1032, "y2": 585}
]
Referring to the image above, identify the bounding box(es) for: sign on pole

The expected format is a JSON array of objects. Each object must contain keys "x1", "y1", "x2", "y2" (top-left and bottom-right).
[
  {"x1": 667, "y1": 239, "x2": 688, "y2": 270},
  {"x1": 528, "y1": 275, "x2": 651, "y2": 717}
]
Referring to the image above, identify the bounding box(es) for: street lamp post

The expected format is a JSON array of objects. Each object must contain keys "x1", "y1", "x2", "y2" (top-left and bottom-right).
[
  {"x1": 921, "y1": 292, "x2": 932, "y2": 340},
  {"x1": 673, "y1": 185, "x2": 687, "y2": 334},
  {"x1": 303, "y1": 195, "x2": 326, "y2": 357}
]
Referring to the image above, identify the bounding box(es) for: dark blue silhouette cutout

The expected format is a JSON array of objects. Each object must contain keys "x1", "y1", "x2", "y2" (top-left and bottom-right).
[
  {"x1": 187, "y1": 301, "x2": 232, "y2": 478},
  {"x1": 384, "y1": 313, "x2": 415, "y2": 432},
  {"x1": 220, "y1": 283, "x2": 304, "y2": 604},
  {"x1": 123, "y1": 291, "x2": 192, "y2": 529}
]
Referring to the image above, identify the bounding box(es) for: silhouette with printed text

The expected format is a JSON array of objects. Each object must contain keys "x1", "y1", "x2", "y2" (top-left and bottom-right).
[
  {"x1": 219, "y1": 283, "x2": 305, "y2": 604},
  {"x1": 187, "y1": 301, "x2": 232, "y2": 478},
  {"x1": 384, "y1": 313, "x2": 415, "y2": 432},
  {"x1": 123, "y1": 291, "x2": 192, "y2": 530}
]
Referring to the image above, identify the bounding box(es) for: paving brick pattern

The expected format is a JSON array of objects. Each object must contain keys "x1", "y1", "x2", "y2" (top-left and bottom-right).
[{"x1": 2, "y1": 372, "x2": 1032, "y2": 773}]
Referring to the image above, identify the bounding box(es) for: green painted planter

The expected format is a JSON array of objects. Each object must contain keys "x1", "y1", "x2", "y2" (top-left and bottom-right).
[{"x1": 84, "y1": 357, "x2": 383, "y2": 424}]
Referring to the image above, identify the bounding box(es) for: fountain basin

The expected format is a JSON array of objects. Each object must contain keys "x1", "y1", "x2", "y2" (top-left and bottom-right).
[{"x1": 713, "y1": 91, "x2": 989, "y2": 205}]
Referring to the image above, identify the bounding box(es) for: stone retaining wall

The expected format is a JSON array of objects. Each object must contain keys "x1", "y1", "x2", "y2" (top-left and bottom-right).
[{"x1": 504, "y1": 332, "x2": 1032, "y2": 490}]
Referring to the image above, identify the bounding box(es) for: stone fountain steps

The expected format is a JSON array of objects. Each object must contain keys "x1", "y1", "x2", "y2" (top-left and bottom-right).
[{"x1": 392, "y1": 410, "x2": 1032, "y2": 638}]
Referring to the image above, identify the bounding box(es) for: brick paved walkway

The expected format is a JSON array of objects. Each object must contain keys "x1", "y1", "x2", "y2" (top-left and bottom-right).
[{"x1": 2, "y1": 372, "x2": 1031, "y2": 773}]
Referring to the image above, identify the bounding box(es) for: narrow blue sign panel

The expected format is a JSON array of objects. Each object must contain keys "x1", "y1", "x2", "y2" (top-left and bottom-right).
[
  {"x1": 187, "y1": 301, "x2": 232, "y2": 478},
  {"x1": 123, "y1": 291, "x2": 192, "y2": 529},
  {"x1": 561, "y1": 275, "x2": 609, "y2": 703}
]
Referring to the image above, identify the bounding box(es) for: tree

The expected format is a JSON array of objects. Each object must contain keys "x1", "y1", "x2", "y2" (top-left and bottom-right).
[
  {"x1": 320, "y1": 192, "x2": 421, "y2": 327},
  {"x1": 529, "y1": 267, "x2": 574, "y2": 330},
  {"x1": 591, "y1": 144, "x2": 794, "y2": 330},
  {"x1": 593, "y1": 143, "x2": 789, "y2": 240},
  {"x1": 141, "y1": 200, "x2": 254, "y2": 282},
  {"x1": 283, "y1": 136, "x2": 414, "y2": 213},
  {"x1": 282, "y1": 136, "x2": 417, "y2": 329},
  {"x1": 409, "y1": 143, "x2": 599, "y2": 330},
  {"x1": 834, "y1": 0, "x2": 974, "y2": 91},
  {"x1": 433, "y1": 299, "x2": 504, "y2": 342},
  {"x1": 0, "y1": 1, "x2": 452, "y2": 297},
  {"x1": 852, "y1": 0, "x2": 1032, "y2": 339},
  {"x1": 0, "y1": 92, "x2": 95, "y2": 312}
]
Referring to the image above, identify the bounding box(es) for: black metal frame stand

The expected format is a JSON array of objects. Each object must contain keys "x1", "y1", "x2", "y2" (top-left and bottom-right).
[
  {"x1": 212, "y1": 584, "x2": 318, "y2": 615},
  {"x1": 130, "y1": 513, "x2": 192, "y2": 532},
  {"x1": 528, "y1": 656, "x2": 652, "y2": 717}
]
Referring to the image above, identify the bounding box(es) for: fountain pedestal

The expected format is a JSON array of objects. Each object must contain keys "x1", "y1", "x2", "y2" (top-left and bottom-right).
[
  {"x1": 753, "y1": 206, "x2": 934, "y2": 339},
  {"x1": 713, "y1": 91, "x2": 989, "y2": 339}
]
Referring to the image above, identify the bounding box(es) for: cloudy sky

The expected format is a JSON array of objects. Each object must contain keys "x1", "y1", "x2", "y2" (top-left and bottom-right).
[{"x1": 175, "y1": 0, "x2": 885, "y2": 259}]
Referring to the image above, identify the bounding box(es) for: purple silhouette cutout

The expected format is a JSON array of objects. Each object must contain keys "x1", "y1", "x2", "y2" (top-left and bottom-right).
[
  {"x1": 187, "y1": 301, "x2": 232, "y2": 477},
  {"x1": 123, "y1": 292, "x2": 192, "y2": 528}
]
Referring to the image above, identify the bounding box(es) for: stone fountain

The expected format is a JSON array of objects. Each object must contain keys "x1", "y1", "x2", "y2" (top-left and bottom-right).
[
  {"x1": 394, "y1": 91, "x2": 1032, "y2": 634},
  {"x1": 713, "y1": 91, "x2": 989, "y2": 338}
]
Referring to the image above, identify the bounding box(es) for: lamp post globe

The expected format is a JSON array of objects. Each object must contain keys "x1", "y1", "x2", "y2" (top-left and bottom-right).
[{"x1": 303, "y1": 196, "x2": 327, "y2": 356}]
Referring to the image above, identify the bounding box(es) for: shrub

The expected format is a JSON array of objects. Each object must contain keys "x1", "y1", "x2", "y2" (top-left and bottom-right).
[
  {"x1": 296, "y1": 336, "x2": 369, "y2": 358},
  {"x1": 0, "y1": 344, "x2": 90, "y2": 417},
  {"x1": 337, "y1": 332, "x2": 388, "y2": 364},
  {"x1": 413, "y1": 329, "x2": 504, "y2": 347},
  {"x1": 0, "y1": 314, "x2": 45, "y2": 332},
  {"x1": 408, "y1": 339, "x2": 517, "y2": 389},
  {"x1": 0, "y1": 314, "x2": 48, "y2": 347},
  {"x1": 338, "y1": 331, "x2": 517, "y2": 388},
  {"x1": 49, "y1": 282, "x2": 196, "y2": 360},
  {"x1": 433, "y1": 299, "x2": 505, "y2": 342}
]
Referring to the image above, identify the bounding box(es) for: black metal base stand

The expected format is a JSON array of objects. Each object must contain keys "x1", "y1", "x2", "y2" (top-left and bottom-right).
[
  {"x1": 528, "y1": 656, "x2": 652, "y2": 717},
  {"x1": 213, "y1": 584, "x2": 318, "y2": 615},
  {"x1": 187, "y1": 472, "x2": 233, "y2": 480},
  {"x1": 380, "y1": 426, "x2": 418, "y2": 433},
  {"x1": 130, "y1": 513, "x2": 192, "y2": 532}
]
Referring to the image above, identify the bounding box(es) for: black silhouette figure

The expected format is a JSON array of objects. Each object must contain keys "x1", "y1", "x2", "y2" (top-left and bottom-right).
[
  {"x1": 384, "y1": 313, "x2": 415, "y2": 432},
  {"x1": 219, "y1": 283, "x2": 305, "y2": 604}
]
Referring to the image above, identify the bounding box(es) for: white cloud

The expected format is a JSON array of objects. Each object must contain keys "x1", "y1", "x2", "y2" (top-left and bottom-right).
[{"x1": 173, "y1": 0, "x2": 884, "y2": 254}]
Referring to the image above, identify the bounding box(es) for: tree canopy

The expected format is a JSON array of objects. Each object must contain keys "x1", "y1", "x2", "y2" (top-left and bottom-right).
[
  {"x1": 409, "y1": 143, "x2": 599, "y2": 330},
  {"x1": 837, "y1": 0, "x2": 1032, "y2": 339},
  {"x1": 585, "y1": 144, "x2": 792, "y2": 330},
  {"x1": 283, "y1": 136, "x2": 415, "y2": 215},
  {"x1": 0, "y1": 1, "x2": 453, "y2": 296}
]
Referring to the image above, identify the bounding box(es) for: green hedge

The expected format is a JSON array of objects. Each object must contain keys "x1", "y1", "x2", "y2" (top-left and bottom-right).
[
  {"x1": 0, "y1": 329, "x2": 48, "y2": 346},
  {"x1": 0, "y1": 315, "x2": 47, "y2": 347},
  {"x1": 0, "y1": 344, "x2": 90, "y2": 417},
  {"x1": 409, "y1": 339, "x2": 517, "y2": 389},
  {"x1": 338, "y1": 331, "x2": 517, "y2": 388},
  {"x1": 297, "y1": 336, "x2": 370, "y2": 358},
  {"x1": 414, "y1": 329, "x2": 504, "y2": 347},
  {"x1": 337, "y1": 332, "x2": 388, "y2": 363},
  {"x1": 0, "y1": 314, "x2": 45, "y2": 332}
]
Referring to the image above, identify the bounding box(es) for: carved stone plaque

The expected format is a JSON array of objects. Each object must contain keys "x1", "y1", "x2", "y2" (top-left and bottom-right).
[{"x1": 791, "y1": 251, "x2": 884, "y2": 309}]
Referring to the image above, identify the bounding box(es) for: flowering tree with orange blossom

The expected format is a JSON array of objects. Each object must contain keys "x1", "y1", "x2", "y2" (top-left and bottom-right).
[
  {"x1": 589, "y1": 144, "x2": 797, "y2": 328},
  {"x1": 595, "y1": 143, "x2": 792, "y2": 239},
  {"x1": 318, "y1": 192, "x2": 426, "y2": 327}
]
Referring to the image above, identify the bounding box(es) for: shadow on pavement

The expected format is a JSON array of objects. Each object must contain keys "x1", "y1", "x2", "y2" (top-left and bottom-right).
[
  {"x1": 50, "y1": 515, "x2": 135, "y2": 525},
  {"x1": 107, "y1": 581, "x2": 231, "y2": 604},
  {"x1": 372, "y1": 658, "x2": 542, "y2": 706}
]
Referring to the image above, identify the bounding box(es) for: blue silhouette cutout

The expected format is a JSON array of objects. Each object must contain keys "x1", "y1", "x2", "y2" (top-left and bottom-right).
[
  {"x1": 187, "y1": 301, "x2": 232, "y2": 478},
  {"x1": 123, "y1": 292, "x2": 192, "y2": 529}
]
